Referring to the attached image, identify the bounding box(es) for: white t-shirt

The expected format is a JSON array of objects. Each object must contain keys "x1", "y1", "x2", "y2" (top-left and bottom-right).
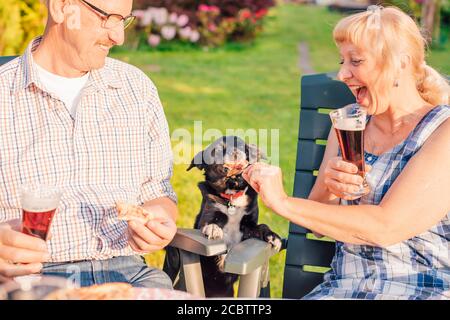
[{"x1": 35, "y1": 63, "x2": 90, "y2": 118}]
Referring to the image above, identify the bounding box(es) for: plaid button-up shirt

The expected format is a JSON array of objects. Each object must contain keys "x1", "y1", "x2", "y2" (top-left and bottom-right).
[{"x1": 0, "y1": 37, "x2": 177, "y2": 262}]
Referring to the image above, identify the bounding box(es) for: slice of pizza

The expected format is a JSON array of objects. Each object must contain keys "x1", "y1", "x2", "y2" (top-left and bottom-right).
[
  {"x1": 46, "y1": 283, "x2": 135, "y2": 300},
  {"x1": 116, "y1": 201, "x2": 154, "y2": 224}
]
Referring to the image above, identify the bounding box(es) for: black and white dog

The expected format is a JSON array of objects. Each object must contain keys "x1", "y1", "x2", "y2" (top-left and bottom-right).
[{"x1": 187, "y1": 136, "x2": 282, "y2": 297}]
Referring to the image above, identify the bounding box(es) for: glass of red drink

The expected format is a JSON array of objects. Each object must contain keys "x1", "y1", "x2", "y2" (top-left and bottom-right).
[
  {"x1": 20, "y1": 185, "x2": 62, "y2": 241},
  {"x1": 329, "y1": 104, "x2": 370, "y2": 198}
]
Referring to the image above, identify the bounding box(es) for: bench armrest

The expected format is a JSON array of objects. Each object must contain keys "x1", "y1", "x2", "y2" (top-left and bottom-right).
[
  {"x1": 169, "y1": 228, "x2": 227, "y2": 257},
  {"x1": 224, "y1": 238, "x2": 279, "y2": 275}
]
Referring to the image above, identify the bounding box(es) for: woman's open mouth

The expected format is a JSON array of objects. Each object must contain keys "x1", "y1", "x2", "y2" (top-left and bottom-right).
[{"x1": 355, "y1": 86, "x2": 368, "y2": 104}]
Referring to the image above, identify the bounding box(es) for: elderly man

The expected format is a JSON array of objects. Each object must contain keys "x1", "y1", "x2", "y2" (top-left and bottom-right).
[{"x1": 0, "y1": 0, "x2": 178, "y2": 289}]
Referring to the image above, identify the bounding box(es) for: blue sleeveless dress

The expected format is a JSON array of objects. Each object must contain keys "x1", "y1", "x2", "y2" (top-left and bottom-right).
[{"x1": 304, "y1": 105, "x2": 450, "y2": 300}]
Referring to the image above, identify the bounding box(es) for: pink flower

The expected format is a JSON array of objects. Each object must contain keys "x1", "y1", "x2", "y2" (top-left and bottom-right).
[
  {"x1": 140, "y1": 9, "x2": 153, "y2": 27},
  {"x1": 189, "y1": 30, "x2": 200, "y2": 43},
  {"x1": 210, "y1": 6, "x2": 220, "y2": 13},
  {"x1": 179, "y1": 26, "x2": 192, "y2": 40},
  {"x1": 169, "y1": 12, "x2": 178, "y2": 24},
  {"x1": 132, "y1": 10, "x2": 145, "y2": 20},
  {"x1": 240, "y1": 9, "x2": 252, "y2": 21},
  {"x1": 199, "y1": 4, "x2": 210, "y2": 12},
  {"x1": 177, "y1": 14, "x2": 189, "y2": 27},
  {"x1": 198, "y1": 5, "x2": 220, "y2": 13},
  {"x1": 208, "y1": 23, "x2": 217, "y2": 32},
  {"x1": 161, "y1": 26, "x2": 176, "y2": 40},
  {"x1": 148, "y1": 34, "x2": 161, "y2": 47},
  {"x1": 153, "y1": 7, "x2": 168, "y2": 25}
]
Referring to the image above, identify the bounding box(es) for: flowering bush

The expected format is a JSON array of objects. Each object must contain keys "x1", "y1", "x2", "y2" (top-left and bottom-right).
[
  {"x1": 205, "y1": 0, "x2": 274, "y2": 18},
  {"x1": 129, "y1": 1, "x2": 275, "y2": 49},
  {"x1": 382, "y1": 0, "x2": 449, "y2": 46},
  {"x1": 196, "y1": 5, "x2": 269, "y2": 46},
  {"x1": 128, "y1": 0, "x2": 271, "y2": 48},
  {"x1": 131, "y1": 7, "x2": 200, "y2": 48},
  {"x1": 196, "y1": 5, "x2": 235, "y2": 47},
  {"x1": 232, "y1": 8, "x2": 269, "y2": 42},
  {"x1": 134, "y1": 0, "x2": 275, "y2": 20}
]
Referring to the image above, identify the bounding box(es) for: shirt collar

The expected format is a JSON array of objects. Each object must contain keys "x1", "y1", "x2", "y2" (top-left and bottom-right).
[
  {"x1": 12, "y1": 36, "x2": 45, "y2": 93},
  {"x1": 13, "y1": 36, "x2": 122, "y2": 94}
]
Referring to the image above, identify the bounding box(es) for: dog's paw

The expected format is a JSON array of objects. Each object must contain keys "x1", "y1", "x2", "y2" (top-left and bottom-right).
[
  {"x1": 265, "y1": 234, "x2": 282, "y2": 252},
  {"x1": 202, "y1": 223, "x2": 224, "y2": 240}
]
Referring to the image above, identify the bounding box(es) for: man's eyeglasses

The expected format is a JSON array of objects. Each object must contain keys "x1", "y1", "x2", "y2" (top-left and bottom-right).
[{"x1": 79, "y1": 0, "x2": 135, "y2": 30}]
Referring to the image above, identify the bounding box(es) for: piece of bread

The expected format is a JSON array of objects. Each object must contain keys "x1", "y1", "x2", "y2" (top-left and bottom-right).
[
  {"x1": 45, "y1": 283, "x2": 135, "y2": 300},
  {"x1": 224, "y1": 159, "x2": 249, "y2": 177},
  {"x1": 116, "y1": 201, "x2": 154, "y2": 224}
]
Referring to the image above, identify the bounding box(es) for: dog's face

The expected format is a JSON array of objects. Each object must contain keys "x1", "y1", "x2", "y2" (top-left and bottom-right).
[{"x1": 187, "y1": 136, "x2": 264, "y2": 196}]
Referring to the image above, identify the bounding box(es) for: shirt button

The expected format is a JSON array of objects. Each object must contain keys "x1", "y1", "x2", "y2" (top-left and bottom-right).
[{"x1": 367, "y1": 156, "x2": 373, "y2": 161}]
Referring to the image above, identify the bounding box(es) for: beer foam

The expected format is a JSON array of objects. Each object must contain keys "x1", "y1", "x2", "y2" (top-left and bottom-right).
[
  {"x1": 20, "y1": 186, "x2": 62, "y2": 212},
  {"x1": 21, "y1": 196, "x2": 60, "y2": 212},
  {"x1": 332, "y1": 117, "x2": 366, "y2": 131}
]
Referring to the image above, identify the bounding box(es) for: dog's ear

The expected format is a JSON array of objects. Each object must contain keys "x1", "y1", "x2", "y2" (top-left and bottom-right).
[
  {"x1": 187, "y1": 150, "x2": 206, "y2": 171},
  {"x1": 246, "y1": 143, "x2": 267, "y2": 163}
]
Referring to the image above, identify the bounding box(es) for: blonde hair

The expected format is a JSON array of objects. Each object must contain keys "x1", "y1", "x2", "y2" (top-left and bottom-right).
[{"x1": 333, "y1": 6, "x2": 449, "y2": 110}]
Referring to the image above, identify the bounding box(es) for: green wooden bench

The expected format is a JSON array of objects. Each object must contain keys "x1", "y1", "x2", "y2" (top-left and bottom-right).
[
  {"x1": 283, "y1": 72, "x2": 355, "y2": 298},
  {"x1": 0, "y1": 56, "x2": 16, "y2": 66}
]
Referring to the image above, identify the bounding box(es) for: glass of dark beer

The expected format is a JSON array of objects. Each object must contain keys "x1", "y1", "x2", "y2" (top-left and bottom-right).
[
  {"x1": 20, "y1": 185, "x2": 62, "y2": 241},
  {"x1": 329, "y1": 104, "x2": 369, "y2": 198}
]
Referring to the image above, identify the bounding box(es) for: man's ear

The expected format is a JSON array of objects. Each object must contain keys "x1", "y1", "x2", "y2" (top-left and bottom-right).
[
  {"x1": 48, "y1": 0, "x2": 68, "y2": 24},
  {"x1": 187, "y1": 150, "x2": 206, "y2": 171},
  {"x1": 246, "y1": 143, "x2": 266, "y2": 163}
]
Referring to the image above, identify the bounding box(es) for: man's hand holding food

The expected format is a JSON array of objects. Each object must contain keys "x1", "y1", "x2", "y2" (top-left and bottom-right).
[{"x1": 118, "y1": 198, "x2": 178, "y2": 254}]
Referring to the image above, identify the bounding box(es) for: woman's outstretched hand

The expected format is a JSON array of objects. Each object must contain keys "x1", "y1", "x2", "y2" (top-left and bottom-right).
[{"x1": 242, "y1": 163, "x2": 289, "y2": 214}]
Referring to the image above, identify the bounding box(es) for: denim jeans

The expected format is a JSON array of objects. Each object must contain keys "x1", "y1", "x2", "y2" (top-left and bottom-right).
[{"x1": 42, "y1": 255, "x2": 173, "y2": 289}]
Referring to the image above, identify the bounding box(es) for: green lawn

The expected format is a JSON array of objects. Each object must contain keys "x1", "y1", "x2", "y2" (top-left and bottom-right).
[{"x1": 111, "y1": 3, "x2": 449, "y2": 298}]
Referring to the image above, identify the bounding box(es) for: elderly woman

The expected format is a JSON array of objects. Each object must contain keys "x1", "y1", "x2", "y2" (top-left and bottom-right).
[{"x1": 243, "y1": 6, "x2": 449, "y2": 300}]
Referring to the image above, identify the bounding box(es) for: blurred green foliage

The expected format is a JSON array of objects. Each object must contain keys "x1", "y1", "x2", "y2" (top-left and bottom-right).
[
  {"x1": 381, "y1": 0, "x2": 449, "y2": 47},
  {"x1": 381, "y1": 0, "x2": 423, "y2": 19},
  {"x1": 0, "y1": 0, "x2": 47, "y2": 56}
]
